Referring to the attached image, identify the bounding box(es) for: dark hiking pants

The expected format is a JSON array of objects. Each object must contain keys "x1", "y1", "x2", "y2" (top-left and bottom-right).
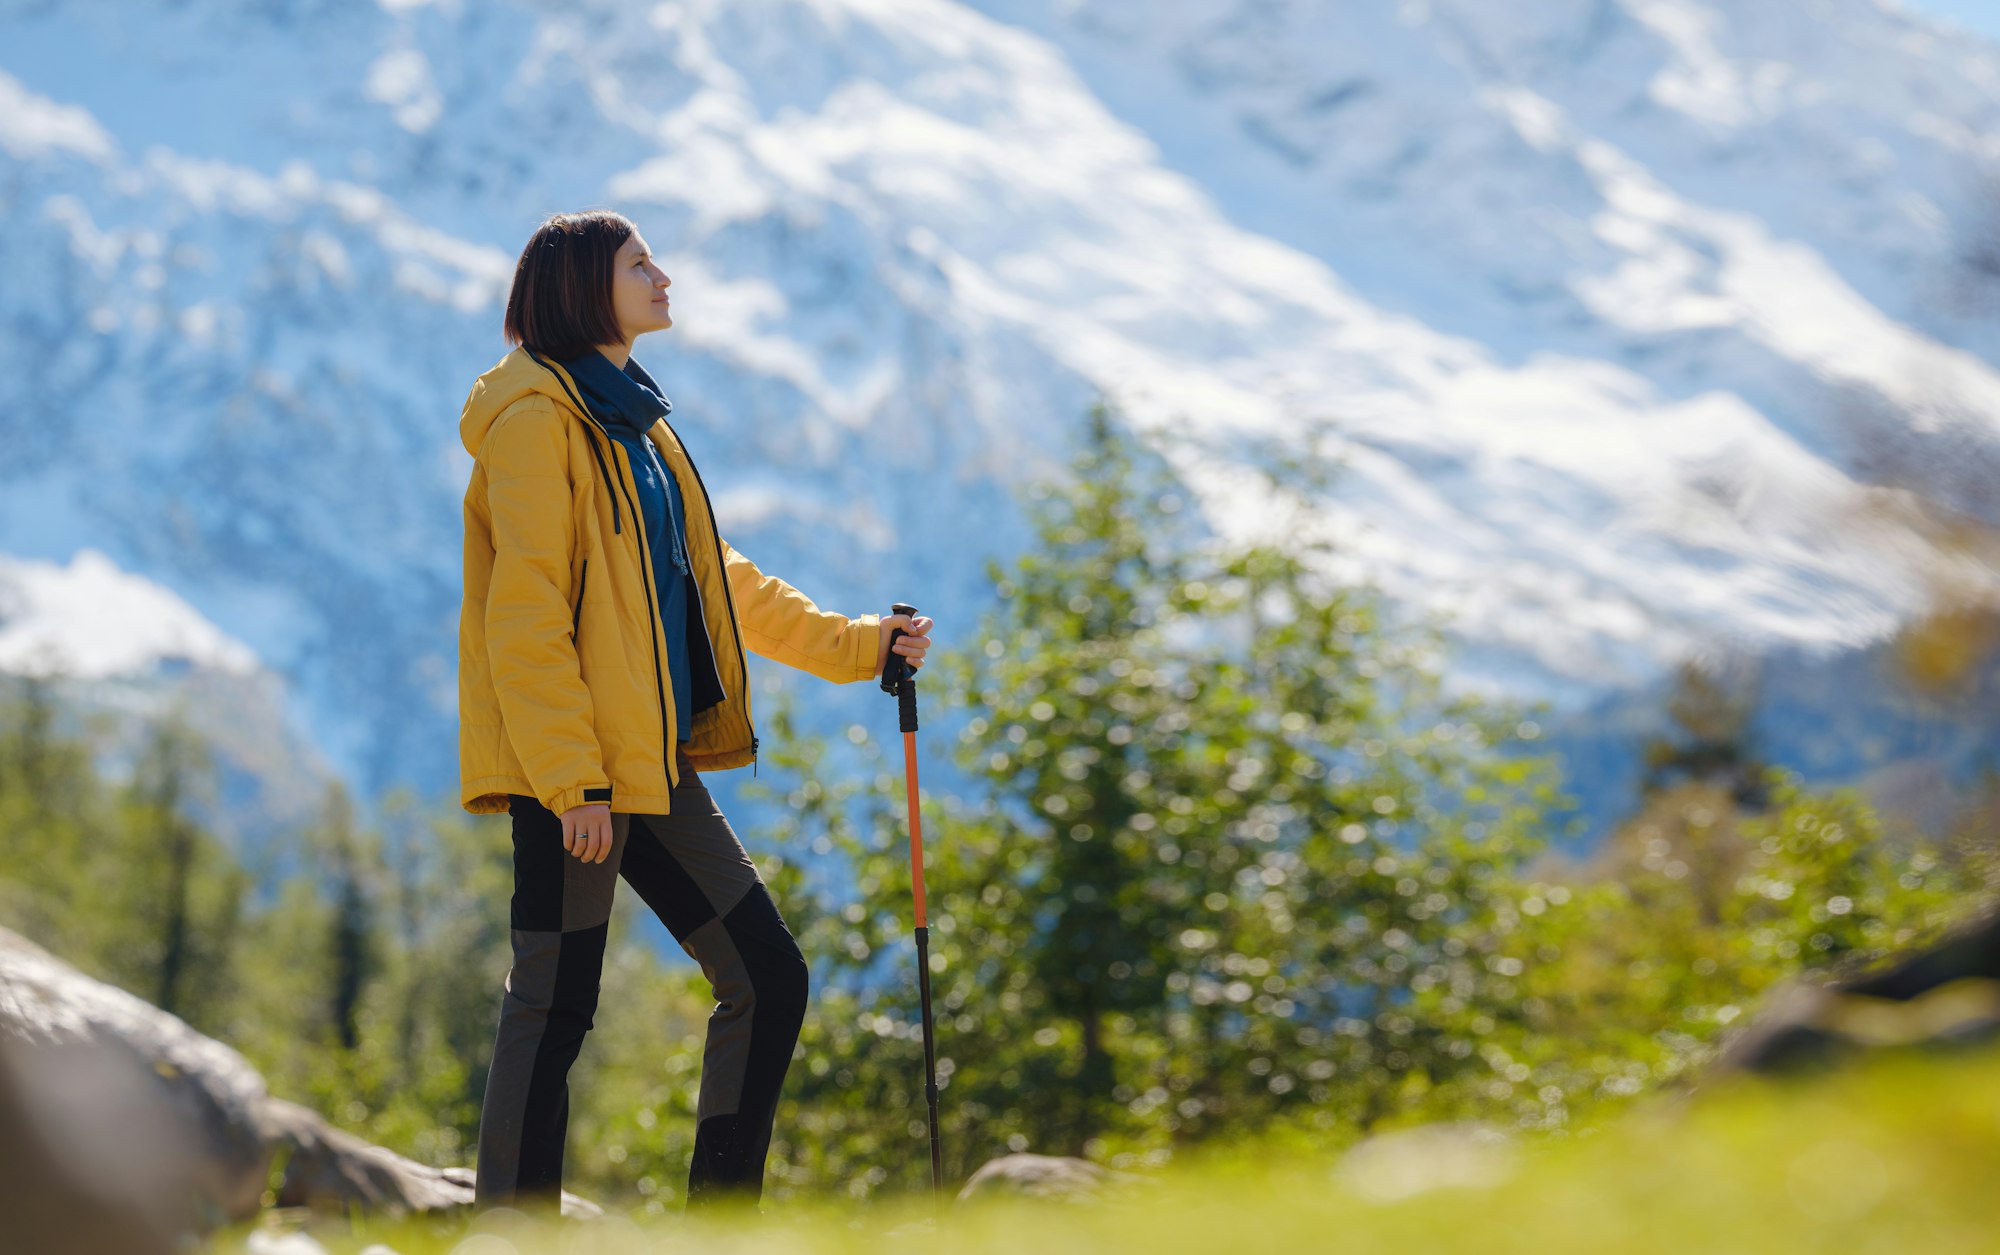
[{"x1": 473, "y1": 745, "x2": 809, "y2": 1212}]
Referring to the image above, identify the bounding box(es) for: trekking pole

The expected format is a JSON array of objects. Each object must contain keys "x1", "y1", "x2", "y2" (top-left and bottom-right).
[{"x1": 881, "y1": 602, "x2": 944, "y2": 1202}]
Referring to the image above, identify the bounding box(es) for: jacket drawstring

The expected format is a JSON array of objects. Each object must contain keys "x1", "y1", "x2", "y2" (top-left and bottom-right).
[{"x1": 524, "y1": 347, "x2": 622, "y2": 534}]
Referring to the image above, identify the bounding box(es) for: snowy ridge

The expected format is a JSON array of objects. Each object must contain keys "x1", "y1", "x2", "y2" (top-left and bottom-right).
[
  {"x1": 0, "y1": 549, "x2": 260, "y2": 679},
  {"x1": 1, "y1": 0, "x2": 1998, "y2": 814},
  {"x1": 0, "y1": 547, "x2": 331, "y2": 860}
]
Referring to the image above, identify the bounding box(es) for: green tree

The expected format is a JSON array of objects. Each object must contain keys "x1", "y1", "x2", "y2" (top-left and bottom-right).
[
  {"x1": 747, "y1": 400, "x2": 1568, "y2": 1195},
  {"x1": 747, "y1": 402, "x2": 1989, "y2": 1205},
  {"x1": 0, "y1": 675, "x2": 103, "y2": 950},
  {"x1": 1640, "y1": 655, "x2": 1769, "y2": 807},
  {"x1": 303, "y1": 783, "x2": 381, "y2": 1052},
  {"x1": 102, "y1": 707, "x2": 247, "y2": 1034}
]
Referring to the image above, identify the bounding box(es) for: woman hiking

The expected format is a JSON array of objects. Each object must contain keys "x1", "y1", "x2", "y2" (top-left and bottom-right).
[{"x1": 456, "y1": 209, "x2": 934, "y2": 1214}]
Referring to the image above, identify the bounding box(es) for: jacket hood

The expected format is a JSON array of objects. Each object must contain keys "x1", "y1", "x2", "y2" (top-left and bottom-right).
[{"x1": 459, "y1": 346, "x2": 591, "y2": 458}]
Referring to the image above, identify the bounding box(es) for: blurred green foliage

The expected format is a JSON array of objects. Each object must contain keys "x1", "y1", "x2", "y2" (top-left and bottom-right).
[
  {"x1": 0, "y1": 402, "x2": 1990, "y2": 1224},
  {"x1": 744, "y1": 403, "x2": 1990, "y2": 1198}
]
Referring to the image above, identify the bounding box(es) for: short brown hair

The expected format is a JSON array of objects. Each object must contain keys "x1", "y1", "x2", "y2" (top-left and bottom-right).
[{"x1": 502, "y1": 210, "x2": 635, "y2": 359}]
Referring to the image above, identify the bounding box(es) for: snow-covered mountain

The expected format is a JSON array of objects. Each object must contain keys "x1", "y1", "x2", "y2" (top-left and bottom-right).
[
  {"x1": 3, "y1": 0, "x2": 1998, "y2": 830},
  {"x1": 0, "y1": 549, "x2": 259, "y2": 680},
  {"x1": 0, "y1": 550, "x2": 330, "y2": 857}
]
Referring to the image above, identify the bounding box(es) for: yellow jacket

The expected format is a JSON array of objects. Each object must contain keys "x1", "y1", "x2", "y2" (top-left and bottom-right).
[{"x1": 457, "y1": 346, "x2": 882, "y2": 816}]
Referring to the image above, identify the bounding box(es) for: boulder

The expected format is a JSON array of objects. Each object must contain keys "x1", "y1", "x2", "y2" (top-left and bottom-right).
[
  {"x1": 0, "y1": 924, "x2": 596, "y2": 1250},
  {"x1": 1705, "y1": 902, "x2": 2000, "y2": 1077},
  {"x1": 954, "y1": 1151, "x2": 1153, "y2": 1205},
  {"x1": 1330, "y1": 1120, "x2": 1517, "y2": 1202}
]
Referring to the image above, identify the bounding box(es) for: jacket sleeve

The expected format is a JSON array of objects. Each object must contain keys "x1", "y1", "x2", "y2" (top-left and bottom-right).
[
  {"x1": 720, "y1": 537, "x2": 882, "y2": 683},
  {"x1": 481, "y1": 402, "x2": 611, "y2": 815}
]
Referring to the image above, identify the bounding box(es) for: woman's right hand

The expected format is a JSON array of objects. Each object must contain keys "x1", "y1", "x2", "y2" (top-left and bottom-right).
[{"x1": 562, "y1": 802, "x2": 613, "y2": 863}]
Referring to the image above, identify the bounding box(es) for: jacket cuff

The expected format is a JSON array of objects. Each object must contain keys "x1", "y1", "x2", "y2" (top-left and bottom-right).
[
  {"x1": 847, "y1": 612, "x2": 883, "y2": 682},
  {"x1": 548, "y1": 782, "x2": 613, "y2": 814}
]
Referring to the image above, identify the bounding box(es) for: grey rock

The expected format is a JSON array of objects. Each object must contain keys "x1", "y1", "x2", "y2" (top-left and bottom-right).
[
  {"x1": 0, "y1": 1025, "x2": 183, "y2": 1254},
  {"x1": 954, "y1": 1152, "x2": 1154, "y2": 1205},
  {"x1": 244, "y1": 1229, "x2": 333, "y2": 1255},
  {"x1": 438, "y1": 1166, "x2": 603, "y2": 1220},
  {"x1": 0, "y1": 924, "x2": 598, "y2": 1245},
  {"x1": 1330, "y1": 1120, "x2": 1517, "y2": 1202},
  {"x1": 1706, "y1": 902, "x2": 2000, "y2": 1077}
]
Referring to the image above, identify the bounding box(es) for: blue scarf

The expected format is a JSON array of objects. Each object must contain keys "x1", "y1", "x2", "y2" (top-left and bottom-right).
[{"x1": 559, "y1": 348, "x2": 688, "y2": 574}]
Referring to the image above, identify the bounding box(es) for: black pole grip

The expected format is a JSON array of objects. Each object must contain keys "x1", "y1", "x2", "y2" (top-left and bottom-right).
[
  {"x1": 880, "y1": 602, "x2": 918, "y2": 689},
  {"x1": 881, "y1": 603, "x2": 920, "y2": 733}
]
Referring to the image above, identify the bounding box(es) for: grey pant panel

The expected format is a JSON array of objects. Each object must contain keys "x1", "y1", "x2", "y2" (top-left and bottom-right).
[
  {"x1": 513, "y1": 778, "x2": 758, "y2": 933},
  {"x1": 561, "y1": 817, "x2": 626, "y2": 931},
  {"x1": 621, "y1": 788, "x2": 764, "y2": 1121},
  {"x1": 679, "y1": 914, "x2": 753, "y2": 1122},
  {"x1": 475, "y1": 928, "x2": 563, "y2": 1201},
  {"x1": 519, "y1": 783, "x2": 752, "y2": 929},
  {"x1": 476, "y1": 917, "x2": 614, "y2": 1205},
  {"x1": 628, "y1": 796, "x2": 762, "y2": 921}
]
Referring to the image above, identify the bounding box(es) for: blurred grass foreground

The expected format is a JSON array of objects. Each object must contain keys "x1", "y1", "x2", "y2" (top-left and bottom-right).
[{"x1": 214, "y1": 1035, "x2": 2000, "y2": 1254}]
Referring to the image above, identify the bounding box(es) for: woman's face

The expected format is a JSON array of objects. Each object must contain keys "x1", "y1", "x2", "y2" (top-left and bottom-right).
[{"x1": 610, "y1": 231, "x2": 671, "y2": 344}]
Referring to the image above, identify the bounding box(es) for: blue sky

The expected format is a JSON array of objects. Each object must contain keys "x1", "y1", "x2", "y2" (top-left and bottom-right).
[{"x1": 1907, "y1": 0, "x2": 2000, "y2": 40}]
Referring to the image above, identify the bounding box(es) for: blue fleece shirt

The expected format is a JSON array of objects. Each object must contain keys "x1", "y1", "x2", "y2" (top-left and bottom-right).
[{"x1": 556, "y1": 347, "x2": 715, "y2": 743}]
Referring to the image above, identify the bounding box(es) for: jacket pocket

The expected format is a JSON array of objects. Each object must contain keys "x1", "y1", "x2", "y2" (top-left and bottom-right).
[{"x1": 571, "y1": 557, "x2": 589, "y2": 641}]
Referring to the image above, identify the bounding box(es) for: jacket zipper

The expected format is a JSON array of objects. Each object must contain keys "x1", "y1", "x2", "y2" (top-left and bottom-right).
[
  {"x1": 659, "y1": 415, "x2": 760, "y2": 776},
  {"x1": 678, "y1": 558, "x2": 732, "y2": 754},
  {"x1": 603, "y1": 443, "x2": 677, "y2": 781},
  {"x1": 526, "y1": 350, "x2": 676, "y2": 784},
  {"x1": 632, "y1": 433, "x2": 742, "y2": 772},
  {"x1": 571, "y1": 557, "x2": 588, "y2": 640}
]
